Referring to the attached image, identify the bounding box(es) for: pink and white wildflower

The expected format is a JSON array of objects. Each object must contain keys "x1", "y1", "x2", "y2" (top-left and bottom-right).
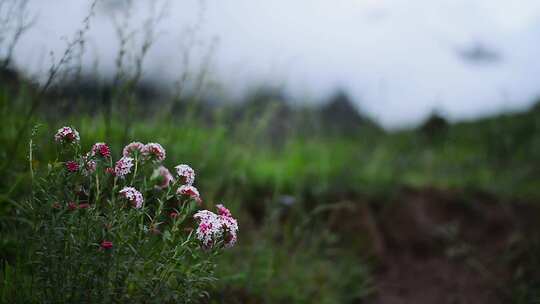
[
  {"x1": 119, "y1": 186, "x2": 144, "y2": 209},
  {"x1": 177, "y1": 185, "x2": 200, "y2": 200},
  {"x1": 155, "y1": 166, "x2": 174, "y2": 189},
  {"x1": 82, "y1": 157, "x2": 96, "y2": 176},
  {"x1": 216, "y1": 204, "x2": 232, "y2": 218},
  {"x1": 90, "y1": 142, "x2": 111, "y2": 158},
  {"x1": 54, "y1": 126, "x2": 80, "y2": 144},
  {"x1": 175, "y1": 164, "x2": 195, "y2": 185},
  {"x1": 122, "y1": 142, "x2": 145, "y2": 158},
  {"x1": 193, "y1": 210, "x2": 222, "y2": 249},
  {"x1": 193, "y1": 205, "x2": 238, "y2": 249},
  {"x1": 215, "y1": 204, "x2": 238, "y2": 248},
  {"x1": 114, "y1": 156, "x2": 134, "y2": 178},
  {"x1": 220, "y1": 215, "x2": 239, "y2": 248},
  {"x1": 142, "y1": 143, "x2": 166, "y2": 162}
]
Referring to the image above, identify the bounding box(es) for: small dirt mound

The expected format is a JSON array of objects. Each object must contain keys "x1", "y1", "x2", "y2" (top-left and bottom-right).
[{"x1": 329, "y1": 187, "x2": 540, "y2": 304}]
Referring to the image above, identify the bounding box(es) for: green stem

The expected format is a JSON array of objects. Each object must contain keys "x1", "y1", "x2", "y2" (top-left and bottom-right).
[
  {"x1": 95, "y1": 173, "x2": 100, "y2": 205},
  {"x1": 131, "y1": 155, "x2": 139, "y2": 184},
  {"x1": 110, "y1": 177, "x2": 117, "y2": 206},
  {"x1": 28, "y1": 138, "x2": 34, "y2": 182}
]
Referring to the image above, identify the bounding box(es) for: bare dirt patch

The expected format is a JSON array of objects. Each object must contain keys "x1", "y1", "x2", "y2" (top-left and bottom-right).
[{"x1": 329, "y1": 187, "x2": 540, "y2": 304}]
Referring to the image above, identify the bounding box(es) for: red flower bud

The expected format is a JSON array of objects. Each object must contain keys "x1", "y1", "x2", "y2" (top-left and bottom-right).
[
  {"x1": 66, "y1": 161, "x2": 79, "y2": 172},
  {"x1": 99, "y1": 145, "x2": 111, "y2": 158},
  {"x1": 100, "y1": 240, "x2": 113, "y2": 250}
]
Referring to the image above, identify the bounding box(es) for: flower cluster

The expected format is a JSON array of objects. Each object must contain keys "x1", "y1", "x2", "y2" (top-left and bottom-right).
[
  {"x1": 25, "y1": 126, "x2": 240, "y2": 303},
  {"x1": 174, "y1": 164, "x2": 200, "y2": 201},
  {"x1": 91, "y1": 142, "x2": 111, "y2": 158},
  {"x1": 66, "y1": 161, "x2": 79, "y2": 172},
  {"x1": 175, "y1": 164, "x2": 195, "y2": 185},
  {"x1": 142, "y1": 143, "x2": 166, "y2": 162},
  {"x1": 155, "y1": 166, "x2": 174, "y2": 189},
  {"x1": 53, "y1": 126, "x2": 237, "y2": 248},
  {"x1": 114, "y1": 156, "x2": 134, "y2": 178},
  {"x1": 216, "y1": 204, "x2": 232, "y2": 217},
  {"x1": 119, "y1": 186, "x2": 144, "y2": 209},
  {"x1": 177, "y1": 185, "x2": 200, "y2": 200},
  {"x1": 82, "y1": 157, "x2": 97, "y2": 176},
  {"x1": 54, "y1": 126, "x2": 80, "y2": 144},
  {"x1": 123, "y1": 142, "x2": 145, "y2": 157},
  {"x1": 193, "y1": 204, "x2": 238, "y2": 249}
]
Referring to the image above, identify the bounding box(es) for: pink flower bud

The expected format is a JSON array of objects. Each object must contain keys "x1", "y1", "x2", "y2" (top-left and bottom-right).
[
  {"x1": 216, "y1": 204, "x2": 232, "y2": 218},
  {"x1": 100, "y1": 240, "x2": 113, "y2": 250},
  {"x1": 54, "y1": 126, "x2": 80, "y2": 144},
  {"x1": 65, "y1": 161, "x2": 79, "y2": 172},
  {"x1": 91, "y1": 143, "x2": 111, "y2": 158},
  {"x1": 122, "y1": 142, "x2": 145, "y2": 157},
  {"x1": 142, "y1": 143, "x2": 166, "y2": 162},
  {"x1": 177, "y1": 185, "x2": 200, "y2": 200}
]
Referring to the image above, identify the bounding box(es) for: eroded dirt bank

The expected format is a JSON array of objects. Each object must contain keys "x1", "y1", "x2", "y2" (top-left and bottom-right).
[{"x1": 329, "y1": 188, "x2": 540, "y2": 304}]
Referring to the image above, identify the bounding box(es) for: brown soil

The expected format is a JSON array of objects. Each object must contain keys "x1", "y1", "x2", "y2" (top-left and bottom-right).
[{"x1": 329, "y1": 187, "x2": 540, "y2": 304}]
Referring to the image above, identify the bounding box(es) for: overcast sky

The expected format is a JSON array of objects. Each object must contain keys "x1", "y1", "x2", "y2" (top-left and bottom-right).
[{"x1": 12, "y1": 0, "x2": 540, "y2": 128}]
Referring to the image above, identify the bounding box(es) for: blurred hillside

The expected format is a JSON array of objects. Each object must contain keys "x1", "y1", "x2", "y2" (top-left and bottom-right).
[{"x1": 1, "y1": 66, "x2": 540, "y2": 199}]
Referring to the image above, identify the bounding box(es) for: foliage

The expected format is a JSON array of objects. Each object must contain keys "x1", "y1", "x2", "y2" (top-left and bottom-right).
[{"x1": 1, "y1": 126, "x2": 238, "y2": 303}]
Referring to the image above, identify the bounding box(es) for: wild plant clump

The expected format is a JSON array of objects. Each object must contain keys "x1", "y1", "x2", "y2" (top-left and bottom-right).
[{"x1": 20, "y1": 126, "x2": 238, "y2": 303}]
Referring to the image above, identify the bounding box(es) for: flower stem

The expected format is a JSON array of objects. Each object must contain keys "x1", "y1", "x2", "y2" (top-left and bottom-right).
[
  {"x1": 95, "y1": 172, "x2": 100, "y2": 204},
  {"x1": 131, "y1": 155, "x2": 139, "y2": 184}
]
